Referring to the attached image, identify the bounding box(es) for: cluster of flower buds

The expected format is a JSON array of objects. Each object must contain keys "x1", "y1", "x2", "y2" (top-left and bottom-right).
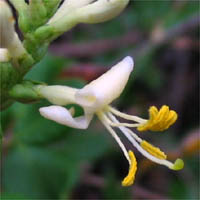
[
  {"x1": 0, "y1": 0, "x2": 130, "y2": 109},
  {"x1": 0, "y1": 0, "x2": 129, "y2": 64}
]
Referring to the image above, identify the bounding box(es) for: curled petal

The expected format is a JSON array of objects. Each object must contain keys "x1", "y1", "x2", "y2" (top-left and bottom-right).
[
  {"x1": 39, "y1": 105, "x2": 93, "y2": 129},
  {"x1": 122, "y1": 151, "x2": 137, "y2": 186},
  {"x1": 137, "y1": 105, "x2": 178, "y2": 132},
  {"x1": 75, "y1": 56, "x2": 134, "y2": 112}
]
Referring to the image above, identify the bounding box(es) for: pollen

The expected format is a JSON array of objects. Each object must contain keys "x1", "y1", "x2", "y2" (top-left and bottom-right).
[
  {"x1": 141, "y1": 140, "x2": 167, "y2": 160},
  {"x1": 122, "y1": 151, "x2": 137, "y2": 186},
  {"x1": 137, "y1": 105, "x2": 178, "y2": 132}
]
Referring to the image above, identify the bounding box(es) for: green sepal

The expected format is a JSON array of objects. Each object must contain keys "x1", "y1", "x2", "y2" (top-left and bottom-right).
[
  {"x1": 18, "y1": 12, "x2": 31, "y2": 34},
  {"x1": 23, "y1": 35, "x2": 49, "y2": 62},
  {"x1": 42, "y1": 0, "x2": 62, "y2": 18},
  {"x1": 9, "y1": 80, "x2": 46, "y2": 104},
  {"x1": 0, "y1": 62, "x2": 22, "y2": 110},
  {"x1": 34, "y1": 25, "x2": 56, "y2": 42}
]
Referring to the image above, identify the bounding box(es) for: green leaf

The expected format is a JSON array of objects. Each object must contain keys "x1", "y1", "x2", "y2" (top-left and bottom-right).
[
  {"x1": 12, "y1": 102, "x2": 69, "y2": 144},
  {"x1": 25, "y1": 53, "x2": 67, "y2": 83},
  {"x1": 103, "y1": 170, "x2": 131, "y2": 199},
  {"x1": 2, "y1": 128, "x2": 110, "y2": 198},
  {"x1": 2, "y1": 144, "x2": 78, "y2": 199}
]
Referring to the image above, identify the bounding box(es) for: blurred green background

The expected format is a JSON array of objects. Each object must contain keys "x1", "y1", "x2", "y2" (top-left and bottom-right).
[{"x1": 1, "y1": 1, "x2": 199, "y2": 199}]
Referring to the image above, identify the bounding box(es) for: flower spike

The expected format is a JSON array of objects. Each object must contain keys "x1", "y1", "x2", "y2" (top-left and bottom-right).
[{"x1": 137, "y1": 105, "x2": 178, "y2": 132}]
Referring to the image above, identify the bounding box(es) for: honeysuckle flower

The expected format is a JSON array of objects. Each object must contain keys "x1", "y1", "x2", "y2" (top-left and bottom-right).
[
  {"x1": 37, "y1": 56, "x2": 184, "y2": 186},
  {"x1": 0, "y1": 0, "x2": 28, "y2": 63}
]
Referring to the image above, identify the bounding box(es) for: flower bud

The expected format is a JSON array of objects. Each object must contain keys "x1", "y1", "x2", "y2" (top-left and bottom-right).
[
  {"x1": 76, "y1": 0, "x2": 129, "y2": 24},
  {"x1": 46, "y1": 0, "x2": 129, "y2": 37},
  {"x1": 0, "y1": 0, "x2": 15, "y2": 48}
]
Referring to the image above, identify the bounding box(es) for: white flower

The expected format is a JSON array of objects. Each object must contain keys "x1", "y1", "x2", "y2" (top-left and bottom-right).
[{"x1": 38, "y1": 56, "x2": 184, "y2": 186}]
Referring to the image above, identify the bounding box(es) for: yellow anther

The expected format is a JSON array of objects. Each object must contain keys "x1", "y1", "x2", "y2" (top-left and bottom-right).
[
  {"x1": 141, "y1": 140, "x2": 167, "y2": 160},
  {"x1": 137, "y1": 105, "x2": 178, "y2": 132},
  {"x1": 122, "y1": 151, "x2": 137, "y2": 187}
]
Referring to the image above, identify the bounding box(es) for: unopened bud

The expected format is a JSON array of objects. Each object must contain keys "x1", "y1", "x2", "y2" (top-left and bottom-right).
[
  {"x1": 0, "y1": 0, "x2": 15, "y2": 48},
  {"x1": 46, "y1": 0, "x2": 129, "y2": 37},
  {"x1": 77, "y1": 0, "x2": 129, "y2": 24}
]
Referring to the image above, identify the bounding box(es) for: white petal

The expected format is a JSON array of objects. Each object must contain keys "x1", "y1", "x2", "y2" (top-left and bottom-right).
[
  {"x1": 39, "y1": 105, "x2": 93, "y2": 129},
  {"x1": 75, "y1": 56, "x2": 134, "y2": 112}
]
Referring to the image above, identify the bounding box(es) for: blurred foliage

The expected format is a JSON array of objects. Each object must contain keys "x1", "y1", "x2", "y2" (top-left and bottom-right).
[{"x1": 1, "y1": 0, "x2": 199, "y2": 199}]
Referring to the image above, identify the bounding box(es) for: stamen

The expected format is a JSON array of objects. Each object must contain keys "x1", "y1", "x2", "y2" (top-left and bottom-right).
[
  {"x1": 103, "y1": 112, "x2": 140, "y2": 128},
  {"x1": 140, "y1": 140, "x2": 167, "y2": 160},
  {"x1": 106, "y1": 112, "x2": 142, "y2": 143},
  {"x1": 137, "y1": 105, "x2": 178, "y2": 132},
  {"x1": 162, "y1": 110, "x2": 178, "y2": 130},
  {"x1": 107, "y1": 112, "x2": 181, "y2": 169},
  {"x1": 107, "y1": 106, "x2": 147, "y2": 124},
  {"x1": 122, "y1": 151, "x2": 137, "y2": 187},
  {"x1": 97, "y1": 111, "x2": 130, "y2": 164}
]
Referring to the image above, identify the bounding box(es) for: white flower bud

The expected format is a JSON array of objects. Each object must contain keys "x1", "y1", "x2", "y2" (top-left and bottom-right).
[
  {"x1": 0, "y1": 0, "x2": 15, "y2": 48},
  {"x1": 48, "y1": 0, "x2": 129, "y2": 33},
  {"x1": 48, "y1": 0, "x2": 94, "y2": 24},
  {"x1": 76, "y1": 0, "x2": 130, "y2": 24},
  {"x1": 0, "y1": 0, "x2": 27, "y2": 61}
]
